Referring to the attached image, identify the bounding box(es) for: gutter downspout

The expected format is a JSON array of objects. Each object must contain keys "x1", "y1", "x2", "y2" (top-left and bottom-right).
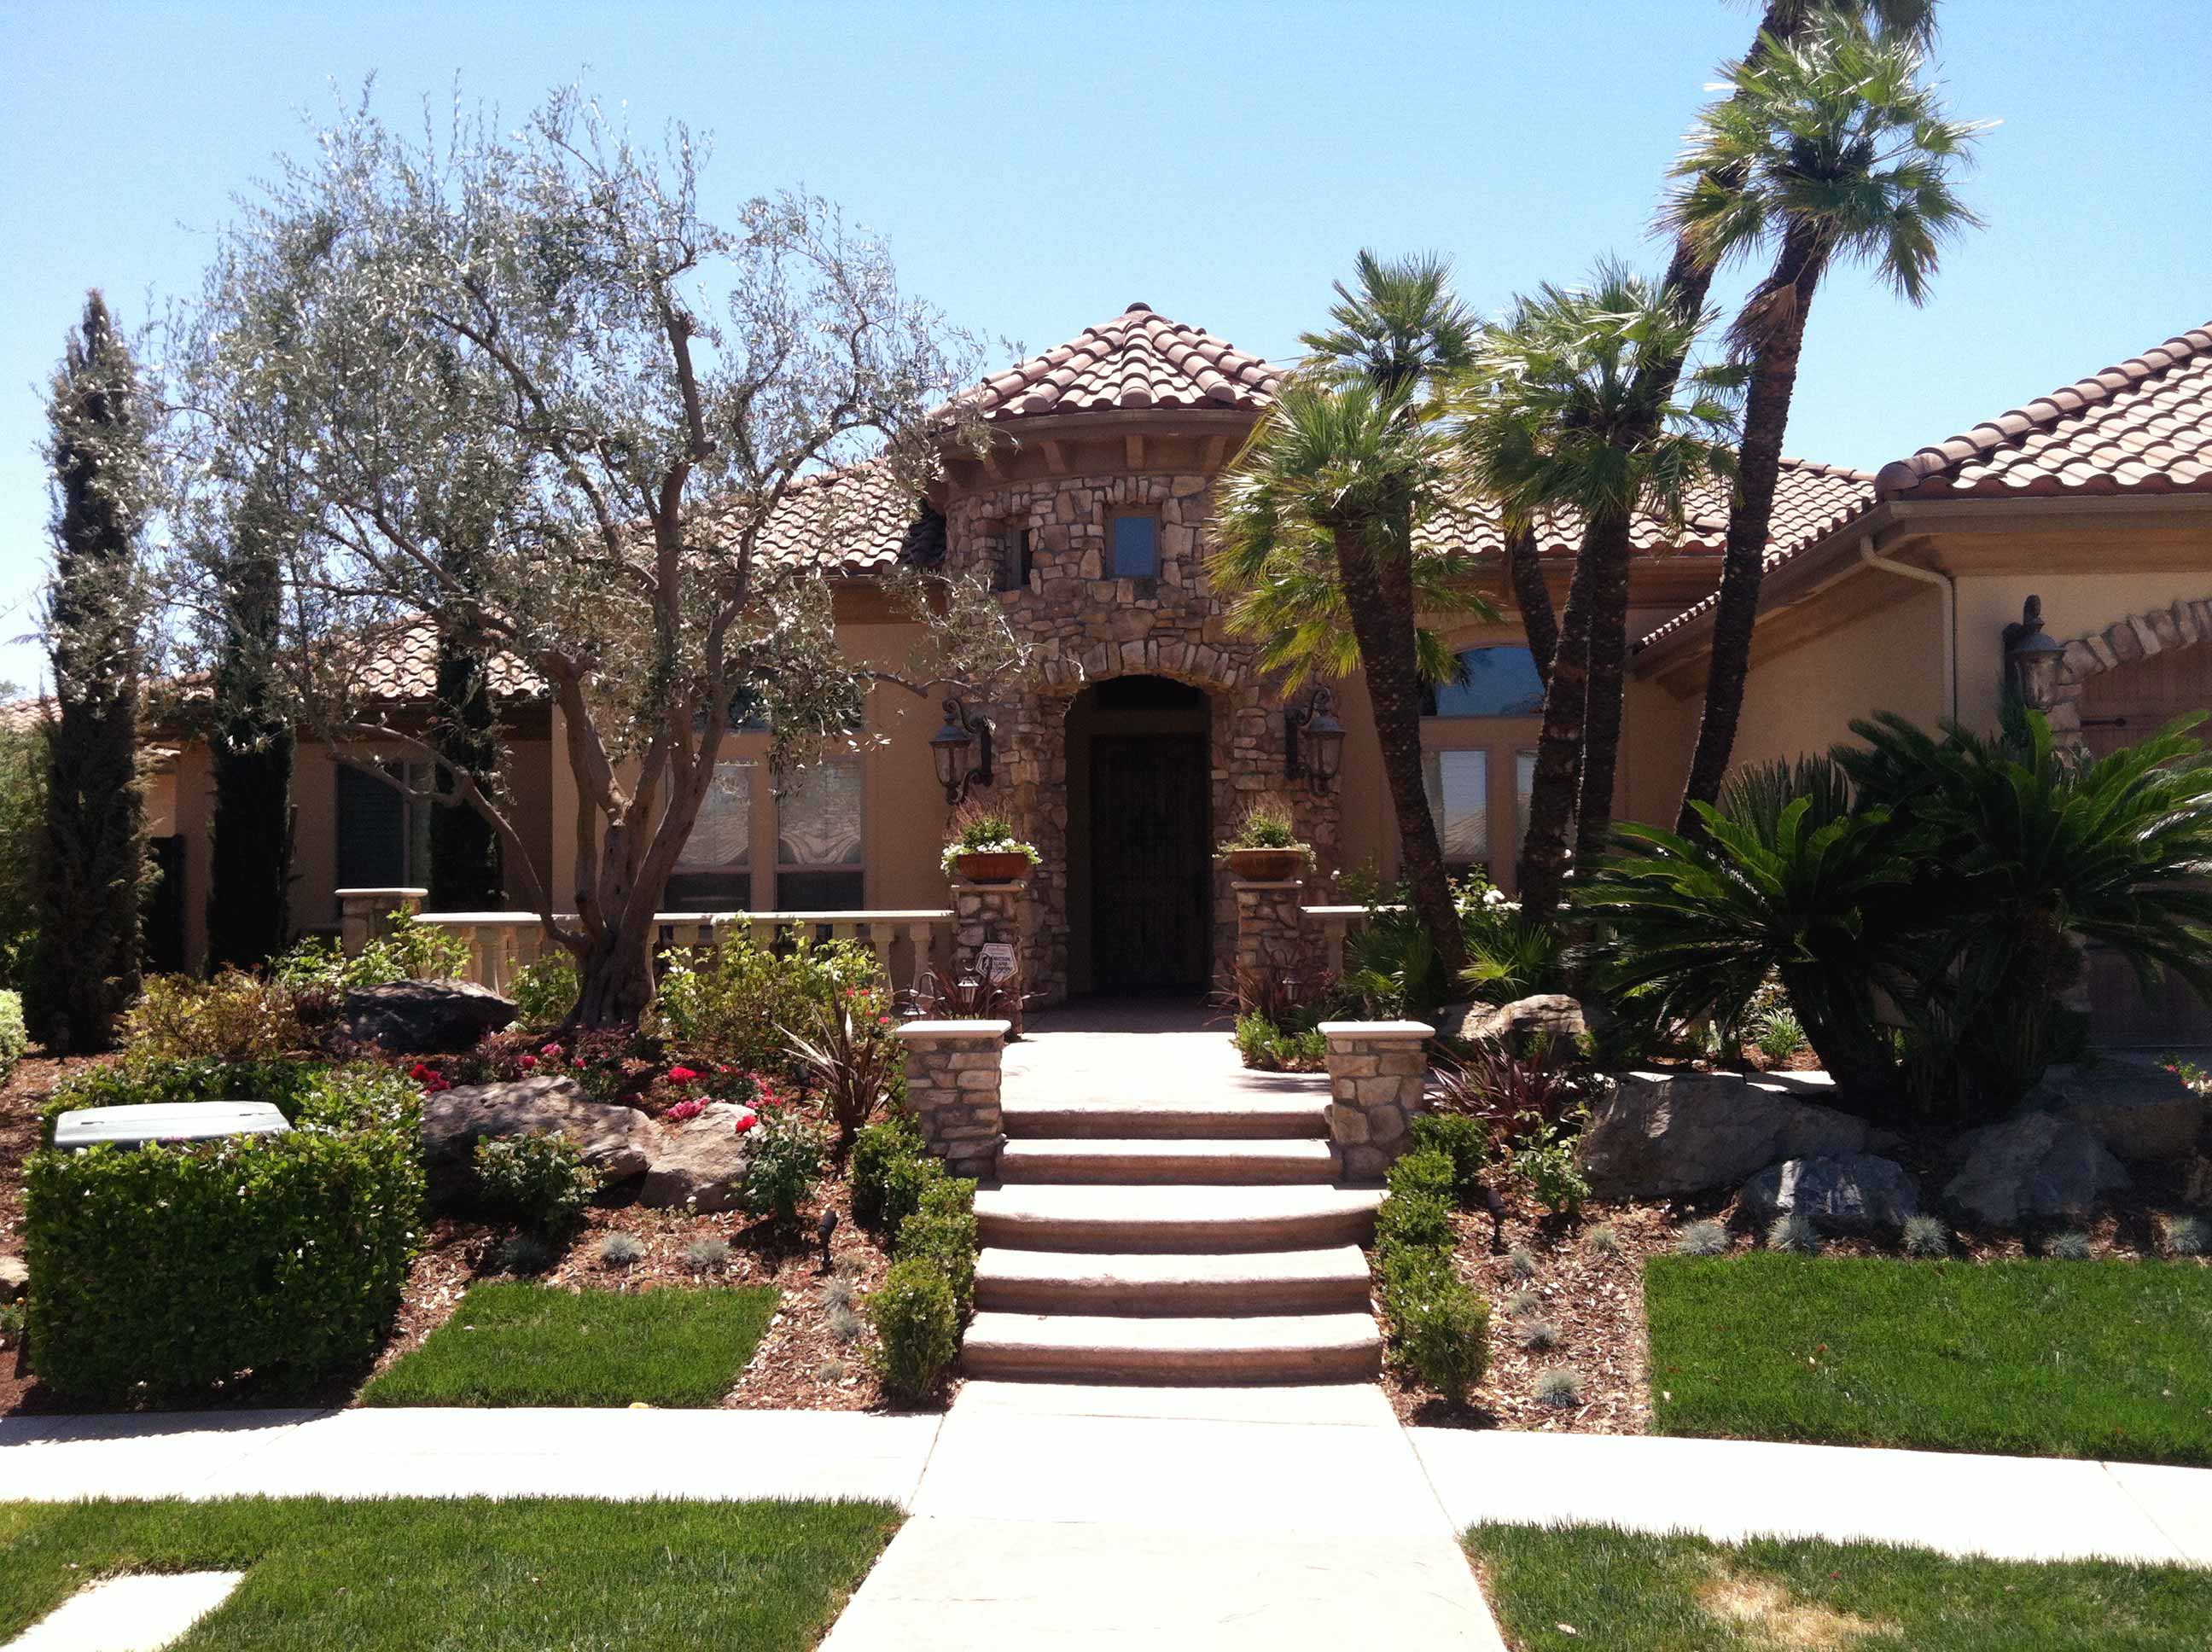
[{"x1": 1857, "y1": 534, "x2": 1957, "y2": 722}]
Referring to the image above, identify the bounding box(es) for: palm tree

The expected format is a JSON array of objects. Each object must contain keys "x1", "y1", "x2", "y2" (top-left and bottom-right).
[
  {"x1": 1672, "y1": 18, "x2": 1985, "y2": 824},
  {"x1": 1214, "y1": 252, "x2": 1490, "y2": 975},
  {"x1": 1455, "y1": 265, "x2": 1743, "y2": 917}
]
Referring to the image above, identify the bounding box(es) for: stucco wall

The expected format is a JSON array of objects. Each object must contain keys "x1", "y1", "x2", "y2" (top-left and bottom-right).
[{"x1": 1956, "y1": 572, "x2": 2212, "y2": 731}]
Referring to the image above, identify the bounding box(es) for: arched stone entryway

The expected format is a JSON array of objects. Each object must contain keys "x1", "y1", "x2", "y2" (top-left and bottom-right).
[{"x1": 2047, "y1": 595, "x2": 2212, "y2": 748}]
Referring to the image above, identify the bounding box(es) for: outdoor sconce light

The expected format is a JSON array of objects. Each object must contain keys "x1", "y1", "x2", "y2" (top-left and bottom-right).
[
  {"x1": 930, "y1": 697, "x2": 995, "y2": 805},
  {"x1": 1284, "y1": 686, "x2": 1347, "y2": 796},
  {"x1": 2002, "y1": 595, "x2": 2068, "y2": 713}
]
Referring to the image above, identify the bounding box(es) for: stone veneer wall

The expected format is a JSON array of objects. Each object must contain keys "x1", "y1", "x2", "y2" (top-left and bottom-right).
[{"x1": 946, "y1": 469, "x2": 1338, "y2": 1004}]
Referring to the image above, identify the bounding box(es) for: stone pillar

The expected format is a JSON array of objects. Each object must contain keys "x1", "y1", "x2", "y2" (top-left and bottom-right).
[
  {"x1": 1319, "y1": 1020, "x2": 1434, "y2": 1180},
  {"x1": 335, "y1": 887, "x2": 427, "y2": 957},
  {"x1": 893, "y1": 1020, "x2": 1010, "y2": 1179},
  {"x1": 952, "y1": 877, "x2": 1030, "y2": 1036},
  {"x1": 1231, "y1": 879, "x2": 1311, "y2": 989}
]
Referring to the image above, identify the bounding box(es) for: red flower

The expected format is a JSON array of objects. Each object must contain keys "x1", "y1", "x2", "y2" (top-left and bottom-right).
[
  {"x1": 732, "y1": 1108, "x2": 760, "y2": 1133},
  {"x1": 667, "y1": 1066, "x2": 700, "y2": 1085},
  {"x1": 517, "y1": 1054, "x2": 538, "y2": 1070}
]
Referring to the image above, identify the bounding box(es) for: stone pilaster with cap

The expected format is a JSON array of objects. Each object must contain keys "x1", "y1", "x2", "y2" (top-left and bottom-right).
[
  {"x1": 892, "y1": 1019, "x2": 1010, "y2": 1179},
  {"x1": 952, "y1": 877, "x2": 1029, "y2": 1035},
  {"x1": 1231, "y1": 879, "x2": 1313, "y2": 989},
  {"x1": 1319, "y1": 1020, "x2": 1434, "y2": 1180}
]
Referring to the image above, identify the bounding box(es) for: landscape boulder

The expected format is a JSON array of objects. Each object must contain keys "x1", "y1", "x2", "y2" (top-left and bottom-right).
[
  {"x1": 1943, "y1": 1112, "x2": 2130, "y2": 1228},
  {"x1": 1740, "y1": 1154, "x2": 1922, "y2": 1235},
  {"x1": 1578, "y1": 1069, "x2": 1876, "y2": 1199},
  {"x1": 1438, "y1": 994, "x2": 1589, "y2": 1050},
  {"x1": 2022, "y1": 1062, "x2": 2207, "y2": 1162},
  {"x1": 345, "y1": 979, "x2": 515, "y2": 1054},
  {"x1": 638, "y1": 1102, "x2": 755, "y2": 1213},
  {"x1": 421, "y1": 1075, "x2": 655, "y2": 1199},
  {"x1": 0, "y1": 1253, "x2": 26, "y2": 1303}
]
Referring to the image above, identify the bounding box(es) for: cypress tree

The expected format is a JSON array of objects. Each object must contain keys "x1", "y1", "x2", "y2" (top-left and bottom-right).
[
  {"x1": 428, "y1": 625, "x2": 504, "y2": 910},
  {"x1": 205, "y1": 462, "x2": 295, "y2": 968},
  {"x1": 32, "y1": 292, "x2": 149, "y2": 1050}
]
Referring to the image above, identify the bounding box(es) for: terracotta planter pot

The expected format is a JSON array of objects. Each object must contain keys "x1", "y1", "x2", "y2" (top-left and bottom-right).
[
  {"x1": 952, "y1": 851, "x2": 1034, "y2": 885},
  {"x1": 1223, "y1": 846, "x2": 1310, "y2": 882}
]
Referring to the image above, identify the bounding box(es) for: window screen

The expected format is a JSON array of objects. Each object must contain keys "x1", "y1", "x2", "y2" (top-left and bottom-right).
[
  {"x1": 1422, "y1": 748, "x2": 1489, "y2": 866},
  {"x1": 667, "y1": 759, "x2": 753, "y2": 909},
  {"x1": 1110, "y1": 514, "x2": 1158, "y2": 579},
  {"x1": 776, "y1": 759, "x2": 862, "y2": 910}
]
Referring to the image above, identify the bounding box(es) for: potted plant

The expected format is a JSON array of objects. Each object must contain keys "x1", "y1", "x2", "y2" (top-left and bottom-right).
[
  {"x1": 941, "y1": 809, "x2": 1041, "y2": 885},
  {"x1": 1219, "y1": 797, "x2": 1313, "y2": 881}
]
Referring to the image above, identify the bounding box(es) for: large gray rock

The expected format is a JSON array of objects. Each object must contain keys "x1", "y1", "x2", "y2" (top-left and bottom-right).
[
  {"x1": 638, "y1": 1102, "x2": 756, "y2": 1213},
  {"x1": 1944, "y1": 1112, "x2": 2130, "y2": 1227},
  {"x1": 1578, "y1": 1069, "x2": 1876, "y2": 1199},
  {"x1": 1741, "y1": 1154, "x2": 1922, "y2": 1235},
  {"x1": 0, "y1": 1254, "x2": 26, "y2": 1303},
  {"x1": 1439, "y1": 994, "x2": 1588, "y2": 1050},
  {"x1": 422, "y1": 1075, "x2": 655, "y2": 1196},
  {"x1": 346, "y1": 979, "x2": 515, "y2": 1054},
  {"x1": 2023, "y1": 1062, "x2": 2208, "y2": 1162}
]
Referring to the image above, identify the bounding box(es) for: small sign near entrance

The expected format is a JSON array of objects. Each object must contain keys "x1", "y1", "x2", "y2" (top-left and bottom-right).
[{"x1": 977, "y1": 942, "x2": 1017, "y2": 983}]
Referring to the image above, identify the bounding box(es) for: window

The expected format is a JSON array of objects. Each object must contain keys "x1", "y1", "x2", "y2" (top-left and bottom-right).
[
  {"x1": 667, "y1": 760, "x2": 753, "y2": 909},
  {"x1": 994, "y1": 527, "x2": 1033, "y2": 593},
  {"x1": 1109, "y1": 513, "x2": 1158, "y2": 579},
  {"x1": 1516, "y1": 750, "x2": 1537, "y2": 837},
  {"x1": 1423, "y1": 749, "x2": 1489, "y2": 868},
  {"x1": 336, "y1": 760, "x2": 431, "y2": 887},
  {"x1": 776, "y1": 758, "x2": 863, "y2": 910},
  {"x1": 1423, "y1": 646, "x2": 1545, "y2": 718}
]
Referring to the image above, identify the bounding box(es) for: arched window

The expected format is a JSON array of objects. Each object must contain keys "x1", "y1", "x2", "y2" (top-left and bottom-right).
[{"x1": 1422, "y1": 646, "x2": 1545, "y2": 718}]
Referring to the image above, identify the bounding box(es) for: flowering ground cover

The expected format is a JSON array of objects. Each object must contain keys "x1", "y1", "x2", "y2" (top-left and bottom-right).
[
  {"x1": 0, "y1": 1497, "x2": 896, "y2": 1650},
  {"x1": 1647, "y1": 1253, "x2": 2212, "y2": 1465},
  {"x1": 360, "y1": 1281, "x2": 781, "y2": 1409},
  {"x1": 1468, "y1": 1523, "x2": 2212, "y2": 1652}
]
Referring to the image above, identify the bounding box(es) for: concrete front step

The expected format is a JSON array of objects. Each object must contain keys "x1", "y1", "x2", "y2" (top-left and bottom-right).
[
  {"x1": 976, "y1": 1244, "x2": 1374, "y2": 1318},
  {"x1": 999, "y1": 1137, "x2": 1340, "y2": 1186},
  {"x1": 975, "y1": 1184, "x2": 1385, "y2": 1254},
  {"x1": 1000, "y1": 1098, "x2": 1330, "y2": 1142},
  {"x1": 963, "y1": 1311, "x2": 1384, "y2": 1384}
]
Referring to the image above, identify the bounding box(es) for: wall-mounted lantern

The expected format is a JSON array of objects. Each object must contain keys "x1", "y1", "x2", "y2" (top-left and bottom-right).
[
  {"x1": 1284, "y1": 686, "x2": 1347, "y2": 796},
  {"x1": 2002, "y1": 595, "x2": 2068, "y2": 713},
  {"x1": 931, "y1": 697, "x2": 995, "y2": 805}
]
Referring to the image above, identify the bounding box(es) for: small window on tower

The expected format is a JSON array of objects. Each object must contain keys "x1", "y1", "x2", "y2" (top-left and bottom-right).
[
  {"x1": 1110, "y1": 514, "x2": 1158, "y2": 579},
  {"x1": 995, "y1": 527, "x2": 1033, "y2": 592}
]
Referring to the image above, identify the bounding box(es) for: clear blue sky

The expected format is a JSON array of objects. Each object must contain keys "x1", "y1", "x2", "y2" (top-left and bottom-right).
[{"x1": 3, "y1": 1, "x2": 2206, "y2": 691}]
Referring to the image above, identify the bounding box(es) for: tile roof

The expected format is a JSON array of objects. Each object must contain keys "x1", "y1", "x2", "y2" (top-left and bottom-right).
[
  {"x1": 959, "y1": 302, "x2": 1283, "y2": 422},
  {"x1": 346, "y1": 620, "x2": 543, "y2": 703},
  {"x1": 1875, "y1": 324, "x2": 2212, "y2": 500},
  {"x1": 742, "y1": 459, "x2": 943, "y2": 575},
  {"x1": 1421, "y1": 456, "x2": 1877, "y2": 564}
]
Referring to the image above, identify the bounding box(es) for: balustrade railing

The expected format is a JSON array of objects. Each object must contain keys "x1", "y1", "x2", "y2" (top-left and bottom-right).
[
  {"x1": 412, "y1": 909, "x2": 953, "y2": 996},
  {"x1": 1298, "y1": 904, "x2": 1405, "y2": 975}
]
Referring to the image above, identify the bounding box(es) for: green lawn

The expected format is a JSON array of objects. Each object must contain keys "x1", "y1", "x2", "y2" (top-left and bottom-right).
[
  {"x1": 1, "y1": 1498, "x2": 896, "y2": 1650},
  {"x1": 1645, "y1": 1253, "x2": 2212, "y2": 1464},
  {"x1": 1470, "y1": 1523, "x2": 2212, "y2": 1652},
  {"x1": 361, "y1": 1282, "x2": 780, "y2": 1408}
]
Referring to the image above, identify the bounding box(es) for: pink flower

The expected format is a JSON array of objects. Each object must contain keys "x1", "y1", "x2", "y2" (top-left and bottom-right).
[
  {"x1": 666, "y1": 1098, "x2": 704, "y2": 1124},
  {"x1": 667, "y1": 1065, "x2": 700, "y2": 1085},
  {"x1": 539, "y1": 1043, "x2": 564, "y2": 1061}
]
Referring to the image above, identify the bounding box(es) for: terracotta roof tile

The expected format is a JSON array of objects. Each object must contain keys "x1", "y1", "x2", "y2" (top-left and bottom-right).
[
  {"x1": 957, "y1": 302, "x2": 1282, "y2": 422},
  {"x1": 1874, "y1": 323, "x2": 2212, "y2": 500}
]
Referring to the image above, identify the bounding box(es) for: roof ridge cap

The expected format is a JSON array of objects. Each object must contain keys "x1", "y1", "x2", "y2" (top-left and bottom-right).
[{"x1": 1876, "y1": 321, "x2": 2212, "y2": 498}]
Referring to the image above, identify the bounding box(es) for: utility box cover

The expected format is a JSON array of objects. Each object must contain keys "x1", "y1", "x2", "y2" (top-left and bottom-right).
[{"x1": 53, "y1": 1101, "x2": 292, "y2": 1152}]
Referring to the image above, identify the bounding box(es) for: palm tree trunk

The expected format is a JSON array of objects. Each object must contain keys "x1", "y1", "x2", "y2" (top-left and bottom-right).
[
  {"x1": 1574, "y1": 513, "x2": 1634, "y2": 874},
  {"x1": 1676, "y1": 266, "x2": 1821, "y2": 826},
  {"x1": 1330, "y1": 521, "x2": 1468, "y2": 979},
  {"x1": 1504, "y1": 522, "x2": 1557, "y2": 686},
  {"x1": 1515, "y1": 526, "x2": 1607, "y2": 917}
]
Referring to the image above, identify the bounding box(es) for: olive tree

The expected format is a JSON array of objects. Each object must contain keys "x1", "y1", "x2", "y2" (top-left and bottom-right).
[{"x1": 171, "y1": 88, "x2": 997, "y2": 1027}]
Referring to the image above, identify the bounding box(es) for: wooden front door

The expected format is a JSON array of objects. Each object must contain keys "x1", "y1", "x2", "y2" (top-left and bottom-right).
[{"x1": 1089, "y1": 733, "x2": 1210, "y2": 992}]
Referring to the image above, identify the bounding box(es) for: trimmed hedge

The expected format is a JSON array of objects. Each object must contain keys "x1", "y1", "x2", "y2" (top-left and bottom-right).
[
  {"x1": 0, "y1": 988, "x2": 25, "y2": 1081},
  {"x1": 851, "y1": 1113, "x2": 934, "y2": 1231},
  {"x1": 22, "y1": 1062, "x2": 423, "y2": 1404},
  {"x1": 1409, "y1": 1112, "x2": 1491, "y2": 1207},
  {"x1": 870, "y1": 1259, "x2": 959, "y2": 1400},
  {"x1": 862, "y1": 1126, "x2": 975, "y2": 1399},
  {"x1": 1371, "y1": 1152, "x2": 1491, "y2": 1404}
]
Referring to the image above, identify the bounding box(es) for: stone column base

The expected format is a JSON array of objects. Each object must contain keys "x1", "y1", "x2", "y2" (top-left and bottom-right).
[
  {"x1": 893, "y1": 1019, "x2": 1011, "y2": 1179},
  {"x1": 1318, "y1": 1020, "x2": 1434, "y2": 1181}
]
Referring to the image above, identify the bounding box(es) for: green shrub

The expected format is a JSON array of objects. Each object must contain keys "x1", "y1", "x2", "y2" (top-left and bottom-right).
[
  {"x1": 743, "y1": 1113, "x2": 826, "y2": 1228},
  {"x1": 1767, "y1": 1213, "x2": 1823, "y2": 1255},
  {"x1": 40, "y1": 1057, "x2": 412, "y2": 1143},
  {"x1": 1374, "y1": 1189, "x2": 1456, "y2": 1260},
  {"x1": 1409, "y1": 1113, "x2": 1491, "y2": 1208},
  {"x1": 0, "y1": 988, "x2": 25, "y2": 1080},
  {"x1": 1233, "y1": 1013, "x2": 1327, "y2": 1073},
  {"x1": 474, "y1": 1131, "x2": 597, "y2": 1236},
  {"x1": 1675, "y1": 1219, "x2": 1731, "y2": 1258},
  {"x1": 22, "y1": 1114, "x2": 422, "y2": 1403},
  {"x1": 1223, "y1": 796, "x2": 1301, "y2": 851},
  {"x1": 1387, "y1": 1148, "x2": 1458, "y2": 1204},
  {"x1": 272, "y1": 913, "x2": 473, "y2": 995},
  {"x1": 870, "y1": 1257, "x2": 958, "y2": 1399},
  {"x1": 1901, "y1": 1214, "x2": 1952, "y2": 1259},
  {"x1": 1511, "y1": 1121, "x2": 1591, "y2": 1219},
  {"x1": 1379, "y1": 1249, "x2": 1491, "y2": 1402},
  {"x1": 852, "y1": 1114, "x2": 934, "y2": 1231},
  {"x1": 511, "y1": 952, "x2": 579, "y2": 1029},
  {"x1": 896, "y1": 1205, "x2": 979, "y2": 1321},
  {"x1": 652, "y1": 931, "x2": 881, "y2": 1077}
]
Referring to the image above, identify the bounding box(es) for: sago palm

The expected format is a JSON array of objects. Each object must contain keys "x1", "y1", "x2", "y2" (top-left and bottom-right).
[
  {"x1": 1452, "y1": 264, "x2": 1743, "y2": 914},
  {"x1": 1671, "y1": 16, "x2": 1987, "y2": 823},
  {"x1": 1214, "y1": 252, "x2": 1492, "y2": 977}
]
